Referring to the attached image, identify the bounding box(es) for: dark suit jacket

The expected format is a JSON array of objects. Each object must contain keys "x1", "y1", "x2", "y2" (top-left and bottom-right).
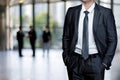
[
  {"x1": 17, "y1": 31, "x2": 24, "y2": 46},
  {"x1": 28, "y1": 29, "x2": 36, "y2": 43},
  {"x1": 42, "y1": 31, "x2": 51, "y2": 43},
  {"x1": 62, "y1": 3, "x2": 117, "y2": 69}
]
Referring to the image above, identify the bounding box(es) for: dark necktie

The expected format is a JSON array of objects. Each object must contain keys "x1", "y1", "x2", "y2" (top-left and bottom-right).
[{"x1": 82, "y1": 11, "x2": 89, "y2": 60}]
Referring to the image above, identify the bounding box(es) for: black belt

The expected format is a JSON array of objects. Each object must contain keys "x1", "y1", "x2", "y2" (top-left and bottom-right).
[{"x1": 73, "y1": 52, "x2": 98, "y2": 58}]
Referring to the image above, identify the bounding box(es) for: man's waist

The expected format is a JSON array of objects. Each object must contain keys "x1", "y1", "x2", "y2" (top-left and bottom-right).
[
  {"x1": 73, "y1": 52, "x2": 99, "y2": 58},
  {"x1": 75, "y1": 47, "x2": 98, "y2": 55}
]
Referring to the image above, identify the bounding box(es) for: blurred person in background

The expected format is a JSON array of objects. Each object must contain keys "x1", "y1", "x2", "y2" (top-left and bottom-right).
[
  {"x1": 17, "y1": 26, "x2": 24, "y2": 57},
  {"x1": 42, "y1": 26, "x2": 51, "y2": 57},
  {"x1": 28, "y1": 25, "x2": 37, "y2": 57}
]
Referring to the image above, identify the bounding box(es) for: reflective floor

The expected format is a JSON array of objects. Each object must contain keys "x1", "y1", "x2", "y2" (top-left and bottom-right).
[{"x1": 0, "y1": 49, "x2": 120, "y2": 80}]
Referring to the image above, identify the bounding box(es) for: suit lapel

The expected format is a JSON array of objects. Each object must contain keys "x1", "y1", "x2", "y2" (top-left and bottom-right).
[
  {"x1": 93, "y1": 4, "x2": 101, "y2": 33},
  {"x1": 70, "y1": 5, "x2": 82, "y2": 51},
  {"x1": 74, "y1": 5, "x2": 82, "y2": 37}
]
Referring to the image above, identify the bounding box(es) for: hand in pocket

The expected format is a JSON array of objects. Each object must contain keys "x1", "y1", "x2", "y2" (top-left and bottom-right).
[{"x1": 67, "y1": 56, "x2": 78, "y2": 70}]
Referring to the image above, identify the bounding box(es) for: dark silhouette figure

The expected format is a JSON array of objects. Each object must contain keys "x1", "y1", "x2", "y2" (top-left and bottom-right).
[
  {"x1": 17, "y1": 26, "x2": 24, "y2": 57},
  {"x1": 42, "y1": 26, "x2": 51, "y2": 56},
  {"x1": 62, "y1": 0, "x2": 117, "y2": 80},
  {"x1": 28, "y1": 25, "x2": 36, "y2": 57}
]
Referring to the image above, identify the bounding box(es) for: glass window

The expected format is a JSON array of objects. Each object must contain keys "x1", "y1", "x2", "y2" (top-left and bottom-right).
[
  {"x1": 100, "y1": 0, "x2": 111, "y2": 3},
  {"x1": 114, "y1": 5, "x2": 120, "y2": 27},
  {"x1": 114, "y1": 3, "x2": 120, "y2": 50},
  {"x1": 49, "y1": 2, "x2": 65, "y2": 48},
  {"x1": 114, "y1": 0, "x2": 120, "y2": 4},
  {"x1": 22, "y1": 4, "x2": 33, "y2": 27},
  {"x1": 10, "y1": 6, "x2": 20, "y2": 28},
  {"x1": 10, "y1": 5, "x2": 20, "y2": 49},
  {"x1": 100, "y1": 3, "x2": 111, "y2": 8},
  {"x1": 50, "y1": 2, "x2": 64, "y2": 28},
  {"x1": 35, "y1": 3, "x2": 48, "y2": 48},
  {"x1": 66, "y1": 1, "x2": 81, "y2": 11},
  {"x1": 22, "y1": 4, "x2": 33, "y2": 48}
]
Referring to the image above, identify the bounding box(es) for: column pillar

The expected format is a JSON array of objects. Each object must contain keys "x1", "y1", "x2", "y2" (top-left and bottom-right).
[{"x1": 0, "y1": 6, "x2": 7, "y2": 50}]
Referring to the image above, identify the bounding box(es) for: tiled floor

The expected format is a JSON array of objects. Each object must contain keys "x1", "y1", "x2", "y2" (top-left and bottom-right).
[{"x1": 0, "y1": 49, "x2": 120, "y2": 80}]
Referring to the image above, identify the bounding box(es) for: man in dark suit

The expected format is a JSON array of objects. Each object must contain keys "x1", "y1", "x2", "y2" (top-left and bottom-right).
[
  {"x1": 62, "y1": 0, "x2": 117, "y2": 80},
  {"x1": 28, "y1": 25, "x2": 36, "y2": 57},
  {"x1": 17, "y1": 26, "x2": 24, "y2": 57}
]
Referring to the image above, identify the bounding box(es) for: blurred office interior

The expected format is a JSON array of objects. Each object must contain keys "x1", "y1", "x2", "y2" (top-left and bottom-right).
[{"x1": 0, "y1": 0, "x2": 120, "y2": 80}]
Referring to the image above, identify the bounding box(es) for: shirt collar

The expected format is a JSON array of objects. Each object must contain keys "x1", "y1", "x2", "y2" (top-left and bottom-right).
[{"x1": 81, "y1": 2, "x2": 95, "y2": 13}]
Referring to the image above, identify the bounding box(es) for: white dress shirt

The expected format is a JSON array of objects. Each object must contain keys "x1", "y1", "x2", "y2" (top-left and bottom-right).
[{"x1": 75, "y1": 3, "x2": 98, "y2": 55}]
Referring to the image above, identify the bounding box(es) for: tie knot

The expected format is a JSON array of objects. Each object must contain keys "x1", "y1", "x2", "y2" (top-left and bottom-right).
[{"x1": 84, "y1": 11, "x2": 89, "y2": 15}]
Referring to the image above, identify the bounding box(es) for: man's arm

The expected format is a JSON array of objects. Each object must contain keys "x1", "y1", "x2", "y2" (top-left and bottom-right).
[
  {"x1": 102, "y1": 9, "x2": 117, "y2": 70},
  {"x1": 62, "y1": 8, "x2": 72, "y2": 65},
  {"x1": 62, "y1": 8, "x2": 72, "y2": 54}
]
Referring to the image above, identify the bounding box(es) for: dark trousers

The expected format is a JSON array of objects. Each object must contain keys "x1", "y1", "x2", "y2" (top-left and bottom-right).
[
  {"x1": 67, "y1": 52, "x2": 105, "y2": 80},
  {"x1": 18, "y1": 43, "x2": 23, "y2": 56},
  {"x1": 30, "y1": 41, "x2": 35, "y2": 56}
]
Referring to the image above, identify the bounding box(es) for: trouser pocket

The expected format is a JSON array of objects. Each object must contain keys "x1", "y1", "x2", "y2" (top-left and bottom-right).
[{"x1": 67, "y1": 55, "x2": 78, "y2": 70}]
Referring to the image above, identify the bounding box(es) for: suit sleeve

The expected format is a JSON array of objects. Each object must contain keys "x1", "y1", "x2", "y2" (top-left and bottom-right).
[
  {"x1": 62, "y1": 8, "x2": 72, "y2": 54},
  {"x1": 102, "y1": 10, "x2": 117, "y2": 70},
  {"x1": 62, "y1": 8, "x2": 72, "y2": 65}
]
